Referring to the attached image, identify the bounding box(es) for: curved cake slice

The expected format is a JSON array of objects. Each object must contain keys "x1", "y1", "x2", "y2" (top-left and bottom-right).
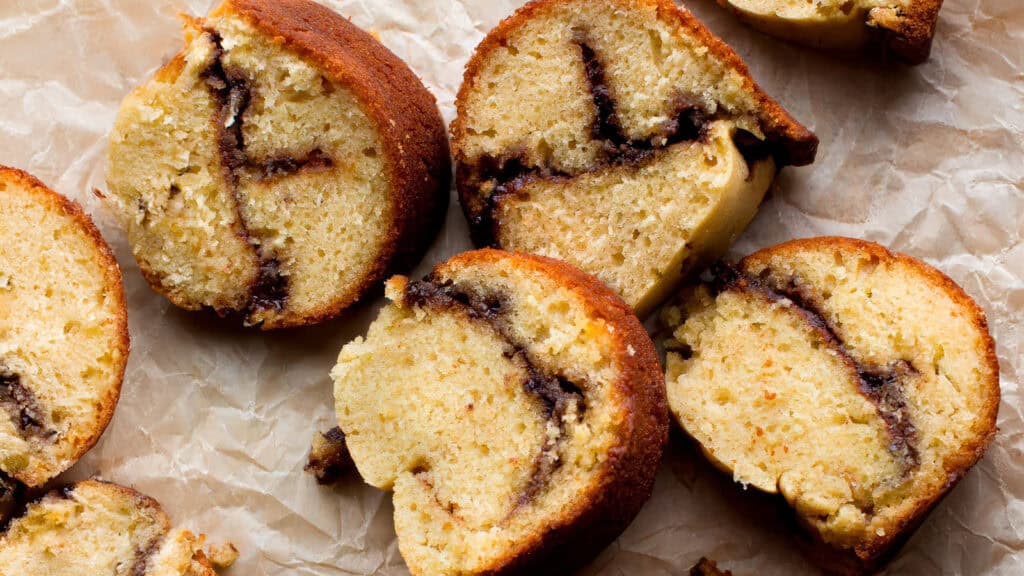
[
  {"x1": 663, "y1": 237, "x2": 999, "y2": 572},
  {"x1": 0, "y1": 167, "x2": 128, "y2": 488},
  {"x1": 452, "y1": 0, "x2": 817, "y2": 317},
  {"x1": 715, "y1": 0, "x2": 943, "y2": 64},
  {"x1": 0, "y1": 480, "x2": 217, "y2": 575},
  {"x1": 107, "y1": 0, "x2": 450, "y2": 329},
  {"x1": 332, "y1": 249, "x2": 667, "y2": 575}
]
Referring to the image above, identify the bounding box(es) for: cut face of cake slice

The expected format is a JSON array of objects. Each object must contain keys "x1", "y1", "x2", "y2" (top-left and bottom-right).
[
  {"x1": 107, "y1": 0, "x2": 450, "y2": 329},
  {"x1": 663, "y1": 237, "x2": 999, "y2": 573},
  {"x1": 332, "y1": 249, "x2": 667, "y2": 575},
  {"x1": 0, "y1": 167, "x2": 128, "y2": 489},
  {"x1": 715, "y1": 0, "x2": 944, "y2": 64},
  {"x1": 452, "y1": 0, "x2": 817, "y2": 318},
  {"x1": 0, "y1": 480, "x2": 218, "y2": 576}
]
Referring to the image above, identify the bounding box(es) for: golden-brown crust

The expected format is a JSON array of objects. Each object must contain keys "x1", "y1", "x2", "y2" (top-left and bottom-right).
[
  {"x1": 451, "y1": 0, "x2": 818, "y2": 169},
  {"x1": 220, "y1": 0, "x2": 450, "y2": 330},
  {"x1": 740, "y1": 236, "x2": 1000, "y2": 571},
  {"x1": 434, "y1": 249, "x2": 669, "y2": 575},
  {"x1": 867, "y1": 1, "x2": 944, "y2": 65},
  {"x1": 0, "y1": 167, "x2": 130, "y2": 487}
]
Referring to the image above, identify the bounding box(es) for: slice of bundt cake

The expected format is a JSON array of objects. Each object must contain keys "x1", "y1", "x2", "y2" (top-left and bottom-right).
[
  {"x1": 0, "y1": 167, "x2": 128, "y2": 489},
  {"x1": 107, "y1": 0, "x2": 450, "y2": 329},
  {"x1": 663, "y1": 237, "x2": 999, "y2": 573},
  {"x1": 0, "y1": 480, "x2": 221, "y2": 575},
  {"x1": 714, "y1": 0, "x2": 943, "y2": 64},
  {"x1": 332, "y1": 249, "x2": 667, "y2": 575},
  {"x1": 451, "y1": 0, "x2": 817, "y2": 317}
]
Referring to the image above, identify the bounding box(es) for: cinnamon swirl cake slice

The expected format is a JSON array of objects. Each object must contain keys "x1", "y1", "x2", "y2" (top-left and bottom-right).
[
  {"x1": 663, "y1": 237, "x2": 999, "y2": 573},
  {"x1": 332, "y1": 249, "x2": 667, "y2": 575},
  {"x1": 107, "y1": 0, "x2": 450, "y2": 329},
  {"x1": 452, "y1": 0, "x2": 817, "y2": 317}
]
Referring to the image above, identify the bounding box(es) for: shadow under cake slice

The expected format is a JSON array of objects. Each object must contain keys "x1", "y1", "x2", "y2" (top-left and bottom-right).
[
  {"x1": 0, "y1": 480, "x2": 221, "y2": 575},
  {"x1": 712, "y1": 0, "x2": 944, "y2": 64},
  {"x1": 107, "y1": 0, "x2": 450, "y2": 329},
  {"x1": 452, "y1": 0, "x2": 818, "y2": 318},
  {"x1": 0, "y1": 167, "x2": 128, "y2": 490},
  {"x1": 662, "y1": 237, "x2": 999, "y2": 574},
  {"x1": 332, "y1": 249, "x2": 667, "y2": 575}
]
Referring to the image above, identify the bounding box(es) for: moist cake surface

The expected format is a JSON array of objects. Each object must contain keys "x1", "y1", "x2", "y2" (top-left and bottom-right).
[
  {"x1": 0, "y1": 167, "x2": 128, "y2": 488},
  {"x1": 107, "y1": 0, "x2": 449, "y2": 329},
  {"x1": 333, "y1": 249, "x2": 667, "y2": 575},
  {"x1": 0, "y1": 480, "x2": 215, "y2": 576},
  {"x1": 716, "y1": 0, "x2": 944, "y2": 64},
  {"x1": 663, "y1": 237, "x2": 999, "y2": 571},
  {"x1": 452, "y1": 0, "x2": 817, "y2": 316}
]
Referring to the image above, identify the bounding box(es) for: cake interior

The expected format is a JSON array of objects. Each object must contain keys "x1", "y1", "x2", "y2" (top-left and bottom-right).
[
  {"x1": 107, "y1": 6, "x2": 389, "y2": 327},
  {"x1": 665, "y1": 243, "x2": 998, "y2": 554},
  {"x1": 0, "y1": 481, "x2": 175, "y2": 575},
  {"x1": 718, "y1": 0, "x2": 932, "y2": 56},
  {"x1": 724, "y1": 0, "x2": 901, "y2": 21},
  {"x1": 333, "y1": 257, "x2": 626, "y2": 574},
  {"x1": 147, "y1": 526, "x2": 216, "y2": 576},
  {"x1": 456, "y1": 0, "x2": 784, "y2": 315},
  {"x1": 0, "y1": 177, "x2": 124, "y2": 487}
]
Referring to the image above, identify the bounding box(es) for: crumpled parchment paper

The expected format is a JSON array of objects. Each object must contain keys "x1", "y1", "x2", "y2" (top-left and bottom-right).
[{"x1": 0, "y1": 0, "x2": 1020, "y2": 574}]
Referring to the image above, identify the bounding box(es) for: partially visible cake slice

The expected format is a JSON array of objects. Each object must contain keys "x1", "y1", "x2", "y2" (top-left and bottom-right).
[
  {"x1": 452, "y1": 0, "x2": 817, "y2": 317},
  {"x1": 333, "y1": 249, "x2": 667, "y2": 575},
  {"x1": 107, "y1": 0, "x2": 450, "y2": 329},
  {"x1": 0, "y1": 480, "x2": 221, "y2": 576},
  {"x1": 662, "y1": 237, "x2": 999, "y2": 573},
  {"x1": 0, "y1": 167, "x2": 128, "y2": 488},
  {"x1": 713, "y1": 0, "x2": 944, "y2": 64}
]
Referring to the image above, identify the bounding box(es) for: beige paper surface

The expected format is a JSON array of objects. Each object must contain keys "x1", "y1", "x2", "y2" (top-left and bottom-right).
[{"x1": 0, "y1": 0, "x2": 1020, "y2": 574}]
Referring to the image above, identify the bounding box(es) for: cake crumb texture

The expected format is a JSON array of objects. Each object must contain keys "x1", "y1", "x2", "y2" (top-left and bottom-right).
[
  {"x1": 107, "y1": 0, "x2": 449, "y2": 329},
  {"x1": 0, "y1": 480, "x2": 217, "y2": 576},
  {"x1": 333, "y1": 249, "x2": 667, "y2": 575},
  {"x1": 0, "y1": 167, "x2": 128, "y2": 488},
  {"x1": 453, "y1": 0, "x2": 817, "y2": 316},
  {"x1": 664, "y1": 237, "x2": 999, "y2": 568}
]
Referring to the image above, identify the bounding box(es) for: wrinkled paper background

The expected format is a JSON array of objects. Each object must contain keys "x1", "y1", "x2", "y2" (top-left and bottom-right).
[{"x1": 0, "y1": 0, "x2": 1021, "y2": 574}]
